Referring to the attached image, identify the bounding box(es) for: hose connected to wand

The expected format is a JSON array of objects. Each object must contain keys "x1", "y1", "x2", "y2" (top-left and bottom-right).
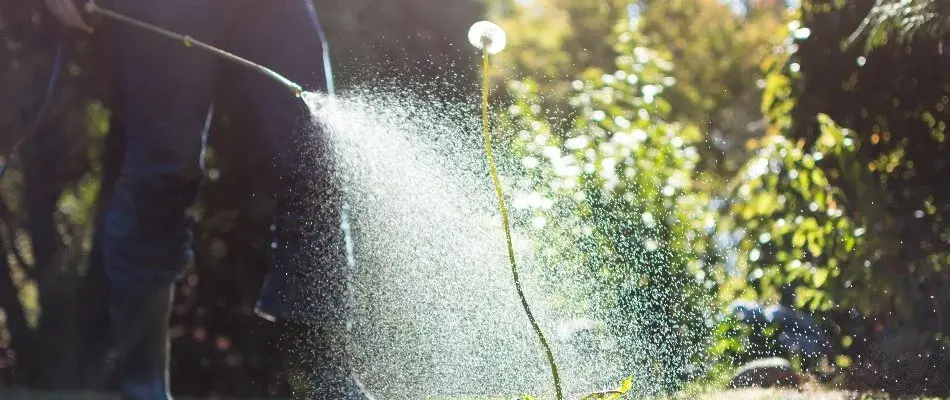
[
  {"x1": 3, "y1": 2, "x2": 306, "y2": 186},
  {"x1": 82, "y1": 1, "x2": 305, "y2": 97}
]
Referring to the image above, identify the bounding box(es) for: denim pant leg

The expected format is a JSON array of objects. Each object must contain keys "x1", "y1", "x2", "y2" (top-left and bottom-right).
[
  {"x1": 222, "y1": 0, "x2": 346, "y2": 328},
  {"x1": 104, "y1": 0, "x2": 223, "y2": 292}
]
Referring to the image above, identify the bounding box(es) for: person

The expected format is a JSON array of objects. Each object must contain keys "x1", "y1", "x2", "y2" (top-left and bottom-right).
[{"x1": 41, "y1": 0, "x2": 372, "y2": 399}]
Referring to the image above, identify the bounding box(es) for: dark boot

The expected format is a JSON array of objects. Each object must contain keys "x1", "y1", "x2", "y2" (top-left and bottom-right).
[
  {"x1": 280, "y1": 319, "x2": 375, "y2": 400},
  {"x1": 253, "y1": 217, "x2": 337, "y2": 325},
  {"x1": 254, "y1": 203, "x2": 348, "y2": 326},
  {"x1": 254, "y1": 267, "x2": 291, "y2": 323},
  {"x1": 110, "y1": 285, "x2": 174, "y2": 400},
  {"x1": 255, "y1": 206, "x2": 373, "y2": 399}
]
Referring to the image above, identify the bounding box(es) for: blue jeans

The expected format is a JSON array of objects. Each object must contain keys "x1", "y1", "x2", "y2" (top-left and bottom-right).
[{"x1": 102, "y1": 0, "x2": 345, "y2": 326}]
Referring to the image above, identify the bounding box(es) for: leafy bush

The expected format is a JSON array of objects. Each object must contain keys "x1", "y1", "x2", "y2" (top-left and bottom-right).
[
  {"x1": 500, "y1": 18, "x2": 718, "y2": 395},
  {"x1": 722, "y1": 1, "x2": 950, "y2": 394},
  {"x1": 727, "y1": 114, "x2": 870, "y2": 315}
]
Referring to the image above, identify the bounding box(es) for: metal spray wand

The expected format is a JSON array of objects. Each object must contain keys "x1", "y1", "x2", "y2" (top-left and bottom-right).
[{"x1": 83, "y1": 2, "x2": 305, "y2": 97}]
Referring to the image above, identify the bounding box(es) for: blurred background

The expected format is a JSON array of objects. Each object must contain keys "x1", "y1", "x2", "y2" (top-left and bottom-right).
[{"x1": 1, "y1": 0, "x2": 949, "y2": 398}]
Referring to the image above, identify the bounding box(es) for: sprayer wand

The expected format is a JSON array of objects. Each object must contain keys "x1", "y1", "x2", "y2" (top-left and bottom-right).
[
  {"x1": 2, "y1": 4, "x2": 304, "y2": 185},
  {"x1": 82, "y1": 2, "x2": 304, "y2": 97}
]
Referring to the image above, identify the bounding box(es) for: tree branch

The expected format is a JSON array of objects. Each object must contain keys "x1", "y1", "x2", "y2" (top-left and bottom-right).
[{"x1": 0, "y1": 201, "x2": 36, "y2": 277}]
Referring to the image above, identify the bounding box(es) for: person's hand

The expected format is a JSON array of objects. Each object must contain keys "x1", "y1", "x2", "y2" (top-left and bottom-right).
[{"x1": 43, "y1": 0, "x2": 94, "y2": 33}]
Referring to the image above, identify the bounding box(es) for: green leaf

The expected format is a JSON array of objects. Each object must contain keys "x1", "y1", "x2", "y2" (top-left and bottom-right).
[
  {"x1": 844, "y1": 236, "x2": 856, "y2": 252},
  {"x1": 795, "y1": 287, "x2": 813, "y2": 308},
  {"x1": 809, "y1": 291, "x2": 826, "y2": 310},
  {"x1": 812, "y1": 268, "x2": 829, "y2": 288},
  {"x1": 835, "y1": 355, "x2": 852, "y2": 368},
  {"x1": 807, "y1": 234, "x2": 823, "y2": 257},
  {"x1": 792, "y1": 231, "x2": 807, "y2": 248}
]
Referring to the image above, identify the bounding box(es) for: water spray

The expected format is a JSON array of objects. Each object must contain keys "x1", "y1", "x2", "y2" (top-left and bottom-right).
[
  {"x1": 82, "y1": 2, "x2": 305, "y2": 97},
  {"x1": 468, "y1": 21, "x2": 564, "y2": 400}
]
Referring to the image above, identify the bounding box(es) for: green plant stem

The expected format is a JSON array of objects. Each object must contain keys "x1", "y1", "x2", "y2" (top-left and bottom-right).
[{"x1": 480, "y1": 50, "x2": 563, "y2": 400}]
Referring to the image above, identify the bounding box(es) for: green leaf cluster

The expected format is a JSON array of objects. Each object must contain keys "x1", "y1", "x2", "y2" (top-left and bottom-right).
[{"x1": 498, "y1": 18, "x2": 718, "y2": 396}]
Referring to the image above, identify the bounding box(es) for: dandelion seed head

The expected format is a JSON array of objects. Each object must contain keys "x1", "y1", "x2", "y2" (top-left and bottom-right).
[{"x1": 468, "y1": 21, "x2": 507, "y2": 54}]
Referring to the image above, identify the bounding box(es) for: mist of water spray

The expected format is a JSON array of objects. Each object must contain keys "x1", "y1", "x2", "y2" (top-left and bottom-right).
[
  {"x1": 297, "y1": 83, "x2": 625, "y2": 399},
  {"x1": 287, "y1": 23, "x2": 716, "y2": 400},
  {"x1": 295, "y1": 77, "x2": 717, "y2": 398}
]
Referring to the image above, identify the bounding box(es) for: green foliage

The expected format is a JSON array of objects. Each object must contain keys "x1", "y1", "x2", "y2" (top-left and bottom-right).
[
  {"x1": 501, "y1": 17, "x2": 717, "y2": 395},
  {"x1": 727, "y1": 114, "x2": 879, "y2": 313},
  {"x1": 710, "y1": 313, "x2": 784, "y2": 371},
  {"x1": 845, "y1": 0, "x2": 950, "y2": 52},
  {"x1": 765, "y1": 0, "x2": 950, "y2": 326},
  {"x1": 487, "y1": 0, "x2": 630, "y2": 135},
  {"x1": 638, "y1": 0, "x2": 785, "y2": 146},
  {"x1": 492, "y1": 0, "x2": 789, "y2": 176},
  {"x1": 637, "y1": 0, "x2": 787, "y2": 175},
  {"x1": 726, "y1": 1, "x2": 950, "y2": 393},
  {"x1": 488, "y1": 0, "x2": 627, "y2": 78}
]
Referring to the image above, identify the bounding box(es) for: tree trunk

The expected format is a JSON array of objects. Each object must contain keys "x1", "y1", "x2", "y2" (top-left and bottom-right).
[
  {"x1": 0, "y1": 225, "x2": 36, "y2": 385},
  {"x1": 19, "y1": 125, "x2": 77, "y2": 390}
]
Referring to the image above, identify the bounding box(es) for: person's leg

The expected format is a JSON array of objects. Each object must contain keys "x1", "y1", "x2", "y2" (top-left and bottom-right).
[
  {"x1": 222, "y1": 1, "x2": 370, "y2": 398},
  {"x1": 76, "y1": 113, "x2": 123, "y2": 390},
  {"x1": 101, "y1": 0, "x2": 224, "y2": 398}
]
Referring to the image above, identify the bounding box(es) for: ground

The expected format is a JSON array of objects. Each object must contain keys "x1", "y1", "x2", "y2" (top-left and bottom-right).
[{"x1": 1, "y1": 389, "x2": 946, "y2": 400}]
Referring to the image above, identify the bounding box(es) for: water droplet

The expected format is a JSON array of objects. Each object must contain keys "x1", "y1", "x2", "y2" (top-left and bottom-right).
[
  {"x1": 793, "y1": 27, "x2": 811, "y2": 40},
  {"x1": 644, "y1": 238, "x2": 659, "y2": 252},
  {"x1": 522, "y1": 156, "x2": 539, "y2": 169},
  {"x1": 642, "y1": 212, "x2": 656, "y2": 228}
]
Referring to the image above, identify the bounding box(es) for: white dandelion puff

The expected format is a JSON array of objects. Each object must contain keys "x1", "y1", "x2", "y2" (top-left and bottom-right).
[{"x1": 468, "y1": 21, "x2": 507, "y2": 54}]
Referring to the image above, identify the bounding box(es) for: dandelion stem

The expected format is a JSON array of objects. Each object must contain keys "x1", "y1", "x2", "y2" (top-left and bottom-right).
[{"x1": 480, "y1": 49, "x2": 563, "y2": 400}]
